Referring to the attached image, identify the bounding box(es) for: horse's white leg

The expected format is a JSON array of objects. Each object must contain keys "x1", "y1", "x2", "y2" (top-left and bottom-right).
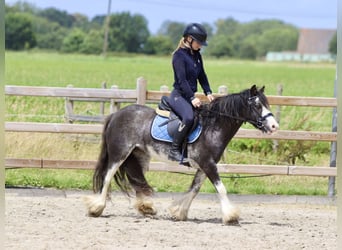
[
  {"x1": 214, "y1": 181, "x2": 240, "y2": 224},
  {"x1": 83, "y1": 162, "x2": 120, "y2": 217},
  {"x1": 169, "y1": 170, "x2": 207, "y2": 221}
]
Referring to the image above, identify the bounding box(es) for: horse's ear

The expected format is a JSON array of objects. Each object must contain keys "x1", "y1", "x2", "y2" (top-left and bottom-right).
[
  {"x1": 259, "y1": 86, "x2": 265, "y2": 93},
  {"x1": 250, "y1": 85, "x2": 257, "y2": 96}
]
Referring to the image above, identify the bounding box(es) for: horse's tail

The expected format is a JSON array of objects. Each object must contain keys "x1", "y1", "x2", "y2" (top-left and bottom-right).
[{"x1": 92, "y1": 114, "x2": 113, "y2": 193}]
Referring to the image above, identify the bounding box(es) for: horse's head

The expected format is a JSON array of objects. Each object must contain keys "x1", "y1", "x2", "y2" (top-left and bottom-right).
[{"x1": 244, "y1": 85, "x2": 279, "y2": 134}]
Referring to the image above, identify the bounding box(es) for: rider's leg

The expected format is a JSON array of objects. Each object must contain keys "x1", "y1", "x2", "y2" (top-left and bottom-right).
[
  {"x1": 167, "y1": 90, "x2": 194, "y2": 163},
  {"x1": 169, "y1": 121, "x2": 191, "y2": 162}
]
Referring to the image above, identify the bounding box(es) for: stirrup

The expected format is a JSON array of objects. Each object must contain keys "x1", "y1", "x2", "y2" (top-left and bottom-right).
[{"x1": 168, "y1": 151, "x2": 189, "y2": 164}]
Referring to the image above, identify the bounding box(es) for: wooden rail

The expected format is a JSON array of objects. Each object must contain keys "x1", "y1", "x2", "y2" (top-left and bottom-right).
[
  {"x1": 5, "y1": 84, "x2": 337, "y2": 107},
  {"x1": 4, "y1": 122, "x2": 337, "y2": 141},
  {"x1": 4, "y1": 158, "x2": 337, "y2": 177},
  {"x1": 4, "y1": 82, "x2": 337, "y2": 178}
]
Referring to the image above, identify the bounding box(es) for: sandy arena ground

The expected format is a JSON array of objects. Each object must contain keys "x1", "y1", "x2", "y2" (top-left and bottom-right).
[{"x1": 5, "y1": 188, "x2": 337, "y2": 250}]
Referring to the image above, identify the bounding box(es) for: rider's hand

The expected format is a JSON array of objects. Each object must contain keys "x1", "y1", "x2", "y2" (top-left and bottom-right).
[
  {"x1": 207, "y1": 94, "x2": 214, "y2": 102},
  {"x1": 191, "y1": 97, "x2": 201, "y2": 108}
]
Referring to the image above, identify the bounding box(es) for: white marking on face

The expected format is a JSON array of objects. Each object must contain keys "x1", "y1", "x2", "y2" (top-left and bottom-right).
[{"x1": 261, "y1": 104, "x2": 279, "y2": 132}]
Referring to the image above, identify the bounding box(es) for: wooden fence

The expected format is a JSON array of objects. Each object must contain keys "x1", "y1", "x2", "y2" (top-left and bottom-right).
[{"x1": 4, "y1": 78, "x2": 337, "y2": 177}]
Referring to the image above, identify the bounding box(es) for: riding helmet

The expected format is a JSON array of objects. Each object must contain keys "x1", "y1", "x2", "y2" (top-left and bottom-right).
[{"x1": 183, "y1": 23, "x2": 208, "y2": 46}]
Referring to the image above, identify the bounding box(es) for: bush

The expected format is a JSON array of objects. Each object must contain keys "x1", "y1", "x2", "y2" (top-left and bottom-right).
[
  {"x1": 61, "y1": 28, "x2": 85, "y2": 53},
  {"x1": 5, "y1": 12, "x2": 36, "y2": 50}
]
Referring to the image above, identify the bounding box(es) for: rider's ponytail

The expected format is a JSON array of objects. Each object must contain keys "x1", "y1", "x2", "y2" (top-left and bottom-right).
[{"x1": 172, "y1": 37, "x2": 190, "y2": 55}]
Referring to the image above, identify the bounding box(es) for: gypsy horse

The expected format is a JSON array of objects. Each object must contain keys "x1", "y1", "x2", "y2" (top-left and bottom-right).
[{"x1": 84, "y1": 85, "x2": 279, "y2": 224}]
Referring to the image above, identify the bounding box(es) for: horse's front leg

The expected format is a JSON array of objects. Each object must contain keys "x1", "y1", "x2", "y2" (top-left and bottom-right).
[
  {"x1": 214, "y1": 179, "x2": 240, "y2": 224},
  {"x1": 205, "y1": 164, "x2": 240, "y2": 225},
  {"x1": 169, "y1": 169, "x2": 207, "y2": 221}
]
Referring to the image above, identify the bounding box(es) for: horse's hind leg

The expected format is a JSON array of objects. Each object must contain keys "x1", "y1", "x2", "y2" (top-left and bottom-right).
[
  {"x1": 169, "y1": 169, "x2": 207, "y2": 221},
  {"x1": 123, "y1": 150, "x2": 157, "y2": 216},
  {"x1": 84, "y1": 161, "x2": 121, "y2": 217}
]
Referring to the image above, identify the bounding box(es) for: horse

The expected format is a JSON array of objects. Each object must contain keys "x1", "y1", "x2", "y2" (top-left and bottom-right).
[{"x1": 84, "y1": 85, "x2": 279, "y2": 224}]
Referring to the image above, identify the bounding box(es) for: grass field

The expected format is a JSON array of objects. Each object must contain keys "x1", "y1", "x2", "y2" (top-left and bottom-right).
[{"x1": 5, "y1": 51, "x2": 337, "y2": 195}]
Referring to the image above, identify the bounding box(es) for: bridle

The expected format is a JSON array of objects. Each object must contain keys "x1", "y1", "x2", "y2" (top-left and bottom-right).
[{"x1": 246, "y1": 96, "x2": 274, "y2": 133}]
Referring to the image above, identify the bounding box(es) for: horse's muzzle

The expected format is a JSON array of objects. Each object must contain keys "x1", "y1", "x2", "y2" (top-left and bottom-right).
[{"x1": 258, "y1": 113, "x2": 279, "y2": 134}]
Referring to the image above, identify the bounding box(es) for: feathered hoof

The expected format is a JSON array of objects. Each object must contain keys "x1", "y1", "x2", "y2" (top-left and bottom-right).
[
  {"x1": 83, "y1": 195, "x2": 106, "y2": 217},
  {"x1": 169, "y1": 205, "x2": 188, "y2": 221},
  {"x1": 134, "y1": 200, "x2": 157, "y2": 216},
  {"x1": 222, "y1": 207, "x2": 240, "y2": 225}
]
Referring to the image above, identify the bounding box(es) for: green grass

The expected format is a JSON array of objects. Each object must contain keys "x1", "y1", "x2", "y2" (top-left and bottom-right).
[
  {"x1": 5, "y1": 51, "x2": 336, "y2": 95},
  {"x1": 5, "y1": 168, "x2": 330, "y2": 196},
  {"x1": 4, "y1": 51, "x2": 337, "y2": 195}
]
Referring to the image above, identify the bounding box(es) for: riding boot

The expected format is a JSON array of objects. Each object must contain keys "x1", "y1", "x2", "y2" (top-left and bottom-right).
[{"x1": 168, "y1": 122, "x2": 190, "y2": 164}]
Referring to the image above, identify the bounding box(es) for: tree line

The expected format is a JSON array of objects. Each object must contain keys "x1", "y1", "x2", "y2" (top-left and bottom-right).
[{"x1": 5, "y1": 2, "x2": 337, "y2": 58}]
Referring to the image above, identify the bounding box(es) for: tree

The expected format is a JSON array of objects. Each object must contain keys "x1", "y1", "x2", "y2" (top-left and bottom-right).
[
  {"x1": 143, "y1": 35, "x2": 173, "y2": 55},
  {"x1": 61, "y1": 28, "x2": 86, "y2": 53},
  {"x1": 215, "y1": 17, "x2": 240, "y2": 37},
  {"x1": 211, "y1": 18, "x2": 299, "y2": 59},
  {"x1": 238, "y1": 35, "x2": 258, "y2": 59},
  {"x1": 91, "y1": 15, "x2": 106, "y2": 28},
  {"x1": 212, "y1": 18, "x2": 241, "y2": 57},
  {"x1": 329, "y1": 32, "x2": 337, "y2": 55},
  {"x1": 108, "y1": 12, "x2": 149, "y2": 53},
  {"x1": 38, "y1": 7, "x2": 75, "y2": 28},
  {"x1": 158, "y1": 21, "x2": 186, "y2": 46},
  {"x1": 80, "y1": 29, "x2": 104, "y2": 54},
  {"x1": 5, "y1": 1, "x2": 38, "y2": 15},
  {"x1": 29, "y1": 15, "x2": 68, "y2": 50},
  {"x1": 72, "y1": 13, "x2": 90, "y2": 31},
  {"x1": 256, "y1": 28, "x2": 298, "y2": 57},
  {"x1": 205, "y1": 35, "x2": 234, "y2": 58},
  {"x1": 5, "y1": 12, "x2": 36, "y2": 50}
]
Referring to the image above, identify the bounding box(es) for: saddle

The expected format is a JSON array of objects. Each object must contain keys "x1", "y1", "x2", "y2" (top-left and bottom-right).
[{"x1": 151, "y1": 96, "x2": 202, "y2": 143}]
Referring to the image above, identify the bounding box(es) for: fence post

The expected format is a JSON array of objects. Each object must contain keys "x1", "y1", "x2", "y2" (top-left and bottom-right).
[
  {"x1": 136, "y1": 77, "x2": 147, "y2": 105},
  {"x1": 272, "y1": 84, "x2": 283, "y2": 151},
  {"x1": 218, "y1": 85, "x2": 228, "y2": 95},
  {"x1": 110, "y1": 85, "x2": 120, "y2": 113},
  {"x1": 160, "y1": 85, "x2": 169, "y2": 92},
  {"x1": 64, "y1": 84, "x2": 74, "y2": 123},
  {"x1": 100, "y1": 82, "x2": 106, "y2": 116},
  {"x1": 275, "y1": 84, "x2": 283, "y2": 124},
  {"x1": 328, "y1": 78, "x2": 337, "y2": 197}
]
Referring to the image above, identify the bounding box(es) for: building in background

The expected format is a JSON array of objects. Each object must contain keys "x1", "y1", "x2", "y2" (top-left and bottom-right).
[{"x1": 266, "y1": 28, "x2": 336, "y2": 62}]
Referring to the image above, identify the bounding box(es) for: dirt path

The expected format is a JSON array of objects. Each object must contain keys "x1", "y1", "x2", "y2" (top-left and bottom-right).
[{"x1": 5, "y1": 188, "x2": 337, "y2": 250}]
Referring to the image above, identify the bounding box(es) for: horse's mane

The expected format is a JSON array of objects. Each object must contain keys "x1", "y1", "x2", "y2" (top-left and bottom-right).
[{"x1": 198, "y1": 87, "x2": 268, "y2": 129}]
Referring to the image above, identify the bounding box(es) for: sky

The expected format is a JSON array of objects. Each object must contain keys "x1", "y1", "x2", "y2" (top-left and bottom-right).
[{"x1": 5, "y1": 0, "x2": 337, "y2": 34}]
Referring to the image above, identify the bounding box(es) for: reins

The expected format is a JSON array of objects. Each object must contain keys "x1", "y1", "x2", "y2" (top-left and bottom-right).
[
  {"x1": 197, "y1": 96, "x2": 273, "y2": 132},
  {"x1": 197, "y1": 106, "x2": 248, "y2": 123}
]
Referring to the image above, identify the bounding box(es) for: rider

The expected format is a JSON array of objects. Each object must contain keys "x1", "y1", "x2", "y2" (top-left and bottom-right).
[{"x1": 168, "y1": 23, "x2": 215, "y2": 163}]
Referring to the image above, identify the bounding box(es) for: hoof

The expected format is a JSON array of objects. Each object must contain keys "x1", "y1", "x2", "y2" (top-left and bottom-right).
[
  {"x1": 134, "y1": 200, "x2": 157, "y2": 216},
  {"x1": 225, "y1": 218, "x2": 240, "y2": 226},
  {"x1": 222, "y1": 206, "x2": 240, "y2": 225},
  {"x1": 169, "y1": 205, "x2": 188, "y2": 221},
  {"x1": 83, "y1": 195, "x2": 106, "y2": 217}
]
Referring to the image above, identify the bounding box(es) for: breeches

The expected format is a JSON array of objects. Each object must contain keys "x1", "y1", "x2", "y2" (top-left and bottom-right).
[{"x1": 168, "y1": 90, "x2": 194, "y2": 127}]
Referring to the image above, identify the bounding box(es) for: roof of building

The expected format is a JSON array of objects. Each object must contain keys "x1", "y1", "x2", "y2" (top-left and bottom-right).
[{"x1": 297, "y1": 28, "x2": 336, "y2": 54}]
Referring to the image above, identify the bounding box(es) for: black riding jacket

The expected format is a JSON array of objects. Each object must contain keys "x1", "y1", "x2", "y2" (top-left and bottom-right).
[{"x1": 172, "y1": 47, "x2": 212, "y2": 102}]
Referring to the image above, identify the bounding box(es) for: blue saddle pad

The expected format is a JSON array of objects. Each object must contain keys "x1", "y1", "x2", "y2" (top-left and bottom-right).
[{"x1": 151, "y1": 115, "x2": 201, "y2": 144}]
